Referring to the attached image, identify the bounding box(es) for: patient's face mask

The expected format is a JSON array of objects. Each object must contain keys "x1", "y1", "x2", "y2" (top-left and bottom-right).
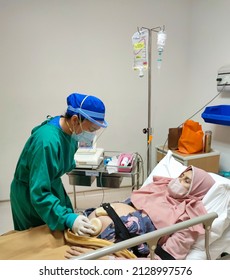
[{"x1": 167, "y1": 178, "x2": 189, "y2": 198}]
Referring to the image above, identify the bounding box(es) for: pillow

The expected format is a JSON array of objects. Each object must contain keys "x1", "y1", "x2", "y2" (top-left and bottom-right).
[
  {"x1": 186, "y1": 182, "x2": 230, "y2": 259},
  {"x1": 143, "y1": 150, "x2": 230, "y2": 259},
  {"x1": 142, "y1": 150, "x2": 186, "y2": 187}
]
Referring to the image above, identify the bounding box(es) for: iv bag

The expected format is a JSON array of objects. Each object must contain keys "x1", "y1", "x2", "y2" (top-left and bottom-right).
[
  {"x1": 157, "y1": 30, "x2": 167, "y2": 52},
  {"x1": 157, "y1": 30, "x2": 167, "y2": 69},
  {"x1": 132, "y1": 29, "x2": 149, "y2": 77}
]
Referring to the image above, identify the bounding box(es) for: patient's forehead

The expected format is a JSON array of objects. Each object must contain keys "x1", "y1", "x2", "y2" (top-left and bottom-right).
[
  {"x1": 179, "y1": 169, "x2": 192, "y2": 180},
  {"x1": 182, "y1": 170, "x2": 192, "y2": 179}
]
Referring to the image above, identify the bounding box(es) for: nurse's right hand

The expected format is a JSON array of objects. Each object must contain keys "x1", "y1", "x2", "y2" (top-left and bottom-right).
[{"x1": 72, "y1": 215, "x2": 95, "y2": 236}]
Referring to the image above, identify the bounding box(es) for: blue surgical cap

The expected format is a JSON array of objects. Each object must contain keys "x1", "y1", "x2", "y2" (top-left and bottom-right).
[{"x1": 66, "y1": 93, "x2": 108, "y2": 128}]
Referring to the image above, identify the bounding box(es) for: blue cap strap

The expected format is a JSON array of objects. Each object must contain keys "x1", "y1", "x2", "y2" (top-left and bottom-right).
[{"x1": 67, "y1": 105, "x2": 108, "y2": 128}]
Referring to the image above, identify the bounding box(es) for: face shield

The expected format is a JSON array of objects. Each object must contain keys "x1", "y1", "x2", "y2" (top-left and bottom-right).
[
  {"x1": 72, "y1": 95, "x2": 107, "y2": 148},
  {"x1": 78, "y1": 121, "x2": 105, "y2": 148}
]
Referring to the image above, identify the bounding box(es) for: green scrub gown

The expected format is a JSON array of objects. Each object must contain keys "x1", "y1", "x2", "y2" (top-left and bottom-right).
[{"x1": 10, "y1": 117, "x2": 78, "y2": 231}]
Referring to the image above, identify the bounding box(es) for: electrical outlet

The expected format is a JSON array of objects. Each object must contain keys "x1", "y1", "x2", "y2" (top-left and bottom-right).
[
  {"x1": 217, "y1": 72, "x2": 230, "y2": 91},
  {"x1": 217, "y1": 73, "x2": 230, "y2": 85},
  {"x1": 221, "y1": 74, "x2": 230, "y2": 85}
]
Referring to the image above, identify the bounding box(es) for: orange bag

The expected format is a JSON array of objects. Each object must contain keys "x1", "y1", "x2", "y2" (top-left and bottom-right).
[{"x1": 178, "y1": 120, "x2": 204, "y2": 154}]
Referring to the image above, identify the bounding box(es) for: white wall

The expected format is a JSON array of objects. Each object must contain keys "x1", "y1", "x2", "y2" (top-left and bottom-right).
[
  {"x1": 0, "y1": 0, "x2": 229, "y2": 201},
  {"x1": 187, "y1": 0, "x2": 230, "y2": 171}
]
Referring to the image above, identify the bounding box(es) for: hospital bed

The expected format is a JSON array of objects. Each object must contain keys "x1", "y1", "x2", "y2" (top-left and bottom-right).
[
  {"x1": 1, "y1": 151, "x2": 229, "y2": 260},
  {"x1": 73, "y1": 150, "x2": 230, "y2": 260}
]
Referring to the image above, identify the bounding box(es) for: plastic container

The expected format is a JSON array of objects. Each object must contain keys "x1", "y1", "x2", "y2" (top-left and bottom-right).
[
  {"x1": 68, "y1": 171, "x2": 95, "y2": 186},
  {"x1": 201, "y1": 105, "x2": 230, "y2": 126},
  {"x1": 117, "y1": 153, "x2": 134, "y2": 173},
  {"x1": 97, "y1": 174, "x2": 122, "y2": 188},
  {"x1": 121, "y1": 157, "x2": 129, "y2": 166},
  {"x1": 219, "y1": 171, "x2": 230, "y2": 179}
]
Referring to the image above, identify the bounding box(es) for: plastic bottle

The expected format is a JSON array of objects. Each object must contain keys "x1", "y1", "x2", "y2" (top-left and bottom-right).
[
  {"x1": 121, "y1": 157, "x2": 129, "y2": 166},
  {"x1": 157, "y1": 30, "x2": 167, "y2": 69},
  {"x1": 204, "y1": 130, "x2": 212, "y2": 153}
]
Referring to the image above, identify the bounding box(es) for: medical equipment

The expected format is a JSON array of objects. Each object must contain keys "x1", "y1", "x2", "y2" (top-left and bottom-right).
[
  {"x1": 217, "y1": 64, "x2": 230, "y2": 92},
  {"x1": 132, "y1": 28, "x2": 149, "y2": 77},
  {"x1": 134, "y1": 25, "x2": 166, "y2": 176},
  {"x1": 157, "y1": 29, "x2": 167, "y2": 69},
  {"x1": 68, "y1": 151, "x2": 142, "y2": 209},
  {"x1": 117, "y1": 153, "x2": 135, "y2": 172},
  {"x1": 75, "y1": 147, "x2": 104, "y2": 169},
  {"x1": 74, "y1": 136, "x2": 104, "y2": 169}
]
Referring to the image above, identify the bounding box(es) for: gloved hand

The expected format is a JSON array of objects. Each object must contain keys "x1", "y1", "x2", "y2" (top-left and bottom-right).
[{"x1": 72, "y1": 215, "x2": 95, "y2": 236}]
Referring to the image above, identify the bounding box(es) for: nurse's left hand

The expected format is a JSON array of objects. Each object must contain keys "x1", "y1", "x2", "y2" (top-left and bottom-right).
[{"x1": 72, "y1": 215, "x2": 95, "y2": 236}]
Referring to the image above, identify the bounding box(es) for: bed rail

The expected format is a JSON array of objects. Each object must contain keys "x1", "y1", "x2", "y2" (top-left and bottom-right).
[{"x1": 71, "y1": 212, "x2": 218, "y2": 260}]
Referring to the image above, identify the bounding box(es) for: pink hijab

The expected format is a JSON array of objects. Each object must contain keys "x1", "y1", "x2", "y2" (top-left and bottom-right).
[{"x1": 131, "y1": 166, "x2": 215, "y2": 234}]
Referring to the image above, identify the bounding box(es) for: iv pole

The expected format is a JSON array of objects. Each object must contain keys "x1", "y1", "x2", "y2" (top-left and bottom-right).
[{"x1": 139, "y1": 25, "x2": 165, "y2": 176}]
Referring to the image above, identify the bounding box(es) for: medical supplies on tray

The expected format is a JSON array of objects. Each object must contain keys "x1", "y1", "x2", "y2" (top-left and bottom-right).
[{"x1": 117, "y1": 153, "x2": 135, "y2": 172}]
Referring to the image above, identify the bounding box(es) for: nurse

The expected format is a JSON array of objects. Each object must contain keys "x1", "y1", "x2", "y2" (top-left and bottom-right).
[{"x1": 10, "y1": 93, "x2": 108, "y2": 236}]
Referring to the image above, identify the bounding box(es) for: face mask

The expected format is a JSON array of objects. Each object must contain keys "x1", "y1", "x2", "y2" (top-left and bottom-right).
[
  {"x1": 167, "y1": 178, "x2": 188, "y2": 198},
  {"x1": 75, "y1": 131, "x2": 95, "y2": 147}
]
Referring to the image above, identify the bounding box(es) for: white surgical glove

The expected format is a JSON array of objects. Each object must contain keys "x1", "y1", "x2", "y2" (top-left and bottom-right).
[{"x1": 72, "y1": 215, "x2": 95, "y2": 236}]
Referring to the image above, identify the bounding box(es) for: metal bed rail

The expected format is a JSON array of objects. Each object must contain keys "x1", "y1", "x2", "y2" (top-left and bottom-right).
[{"x1": 71, "y1": 212, "x2": 218, "y2": 260}]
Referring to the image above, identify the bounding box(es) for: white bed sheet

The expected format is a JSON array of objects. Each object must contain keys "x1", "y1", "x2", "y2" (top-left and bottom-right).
[{"x1": 143, "y1": 150, "x2": 230, "y2": 260}]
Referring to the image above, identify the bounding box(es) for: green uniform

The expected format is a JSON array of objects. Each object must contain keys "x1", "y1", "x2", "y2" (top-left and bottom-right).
[{"x1": 10, "y1": 117, "x2": 78, "y2": 231}]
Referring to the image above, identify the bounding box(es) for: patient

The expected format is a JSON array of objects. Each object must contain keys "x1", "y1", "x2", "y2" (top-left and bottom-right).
[{"x1": 65, "y1": 165, "x2": 215, "y2": 260}]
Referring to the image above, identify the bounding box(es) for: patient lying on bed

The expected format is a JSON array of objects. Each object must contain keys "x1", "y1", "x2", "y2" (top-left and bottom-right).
[{"x1": 66, "y1": 165, "x2": 215, "y2": 260}]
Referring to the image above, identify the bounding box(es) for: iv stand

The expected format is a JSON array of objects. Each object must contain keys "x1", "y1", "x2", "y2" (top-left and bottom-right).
[{"x1": 140, "y1": 25, "x2": 165, "y2": 176}]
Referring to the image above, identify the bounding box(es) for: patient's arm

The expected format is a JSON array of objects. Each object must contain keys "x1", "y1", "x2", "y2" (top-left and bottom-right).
[
  {"x1": 64, "y1": 245, "x2": 138, "y2": 260},
  {"x1": 157, "y1": 228, "x2": 199, "y2": 260},
  {"x1": 64, "y1": 246, "x2": 109, "y2": 260}
]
